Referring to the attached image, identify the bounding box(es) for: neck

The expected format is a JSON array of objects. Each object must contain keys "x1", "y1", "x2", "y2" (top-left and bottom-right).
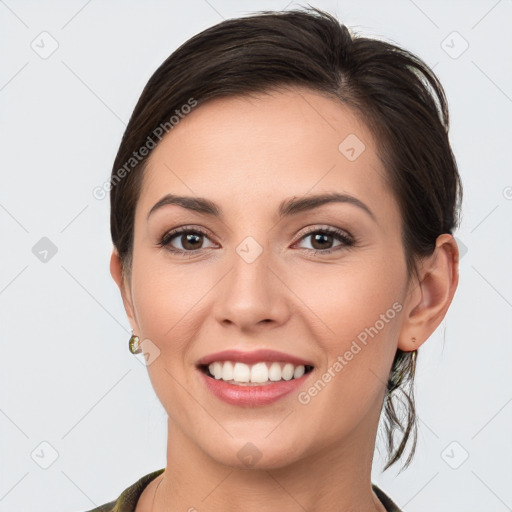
[{"x1": 152, "y1": 406, "x2": 387, "y2": 512}]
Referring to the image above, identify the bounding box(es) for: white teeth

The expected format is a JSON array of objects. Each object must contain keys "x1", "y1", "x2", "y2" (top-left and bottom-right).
[
  {"x1": 222, "y1": 361, "x2": 234, "y2": 380},
  {"x1": 281, "y1": 363, "x2": 294, "y2": 381},
  {"x1": 233, "y1": 362, "x2": 250, "y2": 382},
  {"x1": 268, "y1": 362, "x2": 282, "y2": 381},
  {"x1": 293, "y1": 365, "x2": 305, "y2": 379},
  {"x1": 207, "y1": 361, "x2": 309, "y2": 384},
  {"x1": 250, "y1": 362, "x2": 269, "y2": 383},
  {"x1": 211, "y1": 362, "x2": 223, "y2": 380}
]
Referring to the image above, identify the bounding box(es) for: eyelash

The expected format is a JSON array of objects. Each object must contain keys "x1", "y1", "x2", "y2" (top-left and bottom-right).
[{"x1": 157, "y1": 225, "x2": 355, "y2": 257}]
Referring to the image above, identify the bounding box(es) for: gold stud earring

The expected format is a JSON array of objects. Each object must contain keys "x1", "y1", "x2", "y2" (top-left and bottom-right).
[{"x1": 129, "y1": 331, "x2": 142, "y2": 354}]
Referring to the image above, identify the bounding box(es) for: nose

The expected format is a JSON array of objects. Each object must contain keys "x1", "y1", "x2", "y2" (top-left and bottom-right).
[{"x1": 213, "y1": 241, "x2": 292, "y2": 333}]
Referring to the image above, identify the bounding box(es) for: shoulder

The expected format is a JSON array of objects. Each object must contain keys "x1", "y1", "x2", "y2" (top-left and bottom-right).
[
  {"x1": 82, "y1": 500, "x2": 117, "y2": 512},
  {"x1": 80, "y1": 468, "x2": 165, "y2": 512}
]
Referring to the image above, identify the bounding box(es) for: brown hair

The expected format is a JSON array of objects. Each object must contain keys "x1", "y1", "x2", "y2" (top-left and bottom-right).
[{"x1": 110, "y1": 5, "x2": 462, "y2": 471}]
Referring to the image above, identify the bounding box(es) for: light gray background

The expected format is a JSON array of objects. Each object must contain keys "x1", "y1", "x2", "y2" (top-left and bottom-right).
[{"x1": 1, "y1": 1, "x2": 511, "y2": 511}]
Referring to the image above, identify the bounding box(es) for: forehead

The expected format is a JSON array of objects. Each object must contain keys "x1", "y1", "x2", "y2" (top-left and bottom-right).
[{"x1": 137, "y1": 87, "x2": 394, "y2": 220}]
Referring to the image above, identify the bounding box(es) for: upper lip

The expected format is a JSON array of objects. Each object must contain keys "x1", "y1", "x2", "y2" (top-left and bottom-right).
[{"x1": 196, "y1": 349, "x2": 314, "y2": 368}]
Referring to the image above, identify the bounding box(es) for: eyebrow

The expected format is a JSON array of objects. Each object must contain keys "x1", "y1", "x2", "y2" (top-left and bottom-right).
[{"x1": 147, "y1": 192, "x2": 376, "y2": 222}]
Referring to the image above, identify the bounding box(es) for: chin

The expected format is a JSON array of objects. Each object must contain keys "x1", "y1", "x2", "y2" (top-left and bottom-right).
[{"x1": 203, "y1": 437, "x2": 306, "y2": 471}]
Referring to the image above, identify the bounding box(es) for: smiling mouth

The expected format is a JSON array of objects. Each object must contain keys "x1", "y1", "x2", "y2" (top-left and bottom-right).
[{"x1": 198, "y1": 362, "x2": 315, "y2": 386}]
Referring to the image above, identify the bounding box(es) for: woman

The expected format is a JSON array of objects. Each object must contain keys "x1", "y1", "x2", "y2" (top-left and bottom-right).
[{"x1": 89, "y1": 6, "x2": 461, "y2": 511}]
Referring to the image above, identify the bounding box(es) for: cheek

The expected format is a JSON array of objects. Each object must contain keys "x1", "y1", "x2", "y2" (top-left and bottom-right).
[
  {"x1": 130, "y1": 250, "x2": 206, "y2": 339},
  {"x1": 292, "y1": 255, "x2": 404, "y2": 395},
  {"x1": 129, "y1": 258, "x2": 206, "y2": 419},
  {"x1": 293, "y1": 253, "x2": 404, "y2": 340},
  {"x1": 131, "y1": 269, "x2": 173, "y2": 338}
]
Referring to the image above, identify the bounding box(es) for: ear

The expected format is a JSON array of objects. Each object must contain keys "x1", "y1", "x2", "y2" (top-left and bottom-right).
[
  {"x1": 110, "y1": 248, "x2": 139, "y2": 332},
  {"x1": 398, "y1": 234, "x2": 459, "y2": 352}
]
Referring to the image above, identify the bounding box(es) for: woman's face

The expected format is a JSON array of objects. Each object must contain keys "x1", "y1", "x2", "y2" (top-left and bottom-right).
[{"x1": 120, "y1": 87, "x2": 414, "y2": 468}]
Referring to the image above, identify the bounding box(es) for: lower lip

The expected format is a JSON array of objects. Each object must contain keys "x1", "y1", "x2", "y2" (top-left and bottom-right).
[{"x1": 198, "y1": 368, "x2": 312, "y2": 406}]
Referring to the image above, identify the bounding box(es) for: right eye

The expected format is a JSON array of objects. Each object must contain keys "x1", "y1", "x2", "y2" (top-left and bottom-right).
[{"x1": 158, "y1": 226, "x2": 216, "y2": 255}]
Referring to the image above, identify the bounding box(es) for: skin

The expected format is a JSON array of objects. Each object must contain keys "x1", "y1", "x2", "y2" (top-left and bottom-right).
[{"x1": 110, "y1": 87, "x2": 459, "y2": 512}]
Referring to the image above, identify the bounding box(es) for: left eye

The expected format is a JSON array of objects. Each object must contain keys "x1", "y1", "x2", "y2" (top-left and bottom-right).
[{"x1": 294, "y1": 228, "x2": 354, "y2": 253}]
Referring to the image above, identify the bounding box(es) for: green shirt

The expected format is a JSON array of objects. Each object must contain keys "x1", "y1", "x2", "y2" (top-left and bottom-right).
[{"x1": 83, "y1": 468, "x2": 402, "y2": 512}]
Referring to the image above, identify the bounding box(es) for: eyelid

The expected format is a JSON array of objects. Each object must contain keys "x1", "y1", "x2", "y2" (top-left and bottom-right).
[{"x1": 294, "y1": 225, "x2": 354, "y2": 242}]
